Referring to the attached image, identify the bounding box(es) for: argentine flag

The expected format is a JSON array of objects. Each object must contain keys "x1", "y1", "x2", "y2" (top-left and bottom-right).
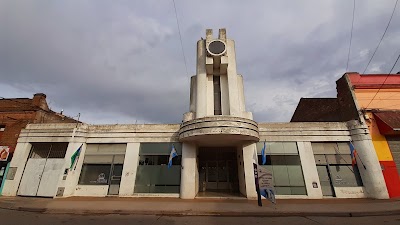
[
  {"x1": 261, "y1": 141, "x2": 267, "y2": 165},
  {"x1": 168, "y1": 144, "x2": 178, "y2": 169}
]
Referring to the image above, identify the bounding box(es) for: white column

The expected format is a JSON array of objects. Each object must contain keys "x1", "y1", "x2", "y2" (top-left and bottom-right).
[
  {"x1": 1, "y1": 142, "x2": 32, "y2": 196},
  {"x1": 196, "y1": 40, "x2": 207, "y2": 118},
  {"x1": 242, "y1": 143, "x2": 257, "y2": 199},
  {"x1": 348, "y1": 120, "x2": 389, "y2": 199},
  {"x1": 226, "y1": 39, "x2": 240, "y2": 117},
  {"x1": 180, "y1": 142, "x2": 197, "y2": 199},
  {"x1": 119, "y1": 143, "x2": 140, "y2": 196},
  {"x1": 297, "y1": 142, "x2": 323, "y2": 199},
  {"x1": 237, "y1": 74, "x2": 246, "y2": 112},
  {"x1": 62, "y1": 142, "x2": 87, "y2": 197}
]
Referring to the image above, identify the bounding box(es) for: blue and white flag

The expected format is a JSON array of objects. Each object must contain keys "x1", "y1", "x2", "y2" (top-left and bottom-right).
[
  {"x1": 168, "y1": 144, "x2": 178, "y2": 169},
  {"x1": 261, "y1": 141, "x2": 267, "y2": 165}
]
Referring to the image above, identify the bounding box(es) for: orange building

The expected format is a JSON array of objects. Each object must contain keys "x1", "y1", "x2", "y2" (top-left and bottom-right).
[
  {"x1": 347, "y1": 73, "x2": 400, "y2": 198},
  {"x1": 292, "y1": 72, "x2": 400, "y2": 198}
]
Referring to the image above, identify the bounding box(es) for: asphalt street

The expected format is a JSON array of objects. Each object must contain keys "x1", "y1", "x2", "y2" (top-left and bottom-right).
[{"x1": 1, "y1": 209, "x2": 400, "y2": 225}]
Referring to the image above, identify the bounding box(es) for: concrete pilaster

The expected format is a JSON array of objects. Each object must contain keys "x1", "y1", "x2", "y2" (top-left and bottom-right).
[
  {"x1": 226, "y1": 39, "x2": 240, "y2": 117},
  {"x1": 180, "y1": 143, "x2": 197, "y2": 199},
  {"x1": 62, "y1": 142, "x2": 87, "y2": 197},
  {"x1": 348, "y1": 120, "x2": 389, "y2": 199},
  {"x1": 297, "y1": 141, "x2": 323, "y2": 199},
  {"x1": 119, "y1": 143, "x2": 140, "y2": 196},
  {"x1": 196, "y1": 40, "x2": 207, "y2": 118},
  {"x1": 1, "y1": 142, "x2": 32, "y2": 196},
  {"x1": 242, "y1": 143, "x2": 257, "y2": 199}
]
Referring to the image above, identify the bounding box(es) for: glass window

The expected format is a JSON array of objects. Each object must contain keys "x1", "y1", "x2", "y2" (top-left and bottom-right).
[
  {"x1": 138, "y1": 155, "x2": 181, "y2": 166},
  {"x1": 257, "y1": 142, "x2": 298, "y2": 155},
  {"x1": 135, "y1": 143, "x2": 182, "y2": 193},
  {"x1": 86, "y1": 144, "x2": 126, "y2": 154},
  {"x1": 329, "y1": 165, "x2": 363, "y2": 187},
  {"x1": 78, "y1": 164, "x2": 111, "y2": 185},
  {"x1": 257, "y1": 142, "x2": 306, "y2": 195},
  {"x1": 312, "y1": 142, "x2": 364, "y2": 188},
  {"x1": 139, "y1": 143, "x2": 182, "y2": 155}
]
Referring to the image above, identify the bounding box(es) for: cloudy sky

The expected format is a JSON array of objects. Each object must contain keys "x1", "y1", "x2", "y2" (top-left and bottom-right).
[{"x1": 1, "y1": 0, "x2": 399, "y2": 124}]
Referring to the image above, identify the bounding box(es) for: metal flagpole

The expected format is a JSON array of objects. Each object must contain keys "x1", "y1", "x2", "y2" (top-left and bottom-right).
[{"x1": 253, "y1": 163, "x2": 262, "y2": 207}]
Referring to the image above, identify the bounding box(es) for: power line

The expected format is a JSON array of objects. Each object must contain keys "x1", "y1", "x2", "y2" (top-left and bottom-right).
[
  {"x1": 362, "y1": 0, "x2": 399, "y2": 74},
  {"x1": 388, "y1": 52, "x2": 400, "y2": 74},
  {"x1": 346, "y1": 0, "x2": 356, "y2": 72},
  {"x1": 364, "y1": 53, "x2": 400, "y2": 109},
  {"x1": 172, "y1": 0, "x2": 189, "y2": 78}
]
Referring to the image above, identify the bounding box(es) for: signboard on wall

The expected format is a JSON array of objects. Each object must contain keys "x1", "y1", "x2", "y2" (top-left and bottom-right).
[{"x1": 0, "y1": 146, "x2": 10, "y2": 162}]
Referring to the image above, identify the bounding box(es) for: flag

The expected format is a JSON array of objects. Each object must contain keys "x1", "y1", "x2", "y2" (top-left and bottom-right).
[
  {"x1": 168, "y1": 144, "x2": 178, "y2": 169},
  {"x1": 70, "y1": 144, "x2": 82, "y2": 170},
  {"x1": 350, "y1": 142, "x2": 357, "y2": 167},
  {"x1": 261, "y1": 141, "x2": 267, "y2": 165}
]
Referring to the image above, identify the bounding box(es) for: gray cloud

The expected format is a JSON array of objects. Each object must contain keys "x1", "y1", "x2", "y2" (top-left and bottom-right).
[{"x1": 0, "y1": 0, "x2": 399, "y2": 124}]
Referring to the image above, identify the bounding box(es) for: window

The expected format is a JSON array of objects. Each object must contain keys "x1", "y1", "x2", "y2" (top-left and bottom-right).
[
  {"x1": 257, "y1": 142, "x2": 307, "y2": 195},
  {"x1": 134, "y1": 143, "x2": 182, "y2": 193},
  {"x1": 78, "y1": 144, "x2": 126, "y2": 185},
  {"x1": 312, "y1": 142, "x2": 363, "y2": 188},
  {"x1": 29, "y1": 143, "x2": 68, "y2": 159},
  {"x1": 213, "y1": 75, "x2": 222, "y2": 115},
  {"x1": 79, "y1": 164, "x2": 111, "y2": 185},
  {"x1": 0, "y1": 125, "x2": 5, "y2": 132}
]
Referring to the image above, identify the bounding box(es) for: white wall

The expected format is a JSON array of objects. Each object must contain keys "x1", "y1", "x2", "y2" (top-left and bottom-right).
[
  {"x1": 297, "y1": 142, "x2": 323, "y2": 199},
  {"x1": 1, "y1": 142, "x2": 32, "y2": 196},
  {"x1": 119, "y1": 143, "x2": 140, "y2": 196},
  {"x1": 74, "y1": 185, "x2": 108, "y2": 197},
  {"x1": 334, "y1": 187, "x2": 366, "y2": 198}
]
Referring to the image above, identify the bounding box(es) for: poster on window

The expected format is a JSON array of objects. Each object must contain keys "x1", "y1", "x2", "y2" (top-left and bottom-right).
[
  {"x1": 0, "y1": 146, "x2": 10, "y2": 161},
  {"x1": 257, "y1": 165, "x2": 276, "y2": 204}
]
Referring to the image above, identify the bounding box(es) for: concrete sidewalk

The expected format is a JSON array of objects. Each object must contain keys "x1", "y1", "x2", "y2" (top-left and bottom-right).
[{"x1": 0, "y1": 197, "x2": 400, "y2": 217}]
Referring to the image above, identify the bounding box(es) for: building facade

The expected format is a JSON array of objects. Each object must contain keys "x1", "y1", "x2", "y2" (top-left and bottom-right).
[
  {"x1": 292, "y1": 72, "x2": 400, "y2": 198},
  {"x1": 1, "y1": 29, "x2": 390, "y2": 199},
  {"x1": 0, "y1": 93, "x2": 78, "y2": 194}
]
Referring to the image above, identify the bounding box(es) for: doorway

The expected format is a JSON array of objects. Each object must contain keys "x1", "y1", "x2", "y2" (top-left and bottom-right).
[
  {"x1": 198, "y1": 147, "x2": 239, "y2": 195},
  {"x1": 107, "y1": 164, "x2": 123, "y2": 195},
  {"x1": 18, "y1": 143, "x2": 68, "y2": 197}
]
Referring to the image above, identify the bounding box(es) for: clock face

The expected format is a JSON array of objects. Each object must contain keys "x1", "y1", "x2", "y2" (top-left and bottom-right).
[{"x1": 208, "y1": 40, "x2": 226, "y2": 56}]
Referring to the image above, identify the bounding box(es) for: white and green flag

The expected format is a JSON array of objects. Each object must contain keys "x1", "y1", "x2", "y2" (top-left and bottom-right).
[{"x1": 70, "y1": 144, "x2": 82, "y2": 170}]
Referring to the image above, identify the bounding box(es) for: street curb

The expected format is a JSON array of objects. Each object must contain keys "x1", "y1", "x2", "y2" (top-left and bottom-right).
[{"x1": 1, "y1": 205, "x2": 399, "y2": 217}]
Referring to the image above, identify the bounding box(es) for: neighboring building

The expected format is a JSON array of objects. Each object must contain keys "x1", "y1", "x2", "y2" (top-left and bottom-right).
[
  {"x1": 0, "y1": 93, "x2": 79, "y2": 194},
  {"x1": 1, "y1": 29, "x2": 389, "y2": 200},
  {"x1": 292, "y1": 72, "x2": 400, "y2": 198}
]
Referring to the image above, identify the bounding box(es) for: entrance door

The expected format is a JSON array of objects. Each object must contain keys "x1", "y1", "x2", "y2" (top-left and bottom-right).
[
  {"x1": 317, "y1": 165, "x2": 335, "y2": 197},
  {"x1": 199, "y1": 147, "x2": 239, "y2": 193},
  {"x1": 108, "y1": 164, "x2": 123, "y2": 195},
  {"x1": 18, "y1": 143, "x2": 68, "y2": 197}
]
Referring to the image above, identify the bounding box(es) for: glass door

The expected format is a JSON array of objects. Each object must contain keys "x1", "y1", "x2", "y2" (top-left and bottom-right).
[{"x1": 108, "y1": 164, "x2": 123, "y2": 195}]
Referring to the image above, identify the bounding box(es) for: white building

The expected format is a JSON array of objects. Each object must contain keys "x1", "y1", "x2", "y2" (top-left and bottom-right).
[{"x1": 1, "y1": 29, "x2": 389, "y2": 199}]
